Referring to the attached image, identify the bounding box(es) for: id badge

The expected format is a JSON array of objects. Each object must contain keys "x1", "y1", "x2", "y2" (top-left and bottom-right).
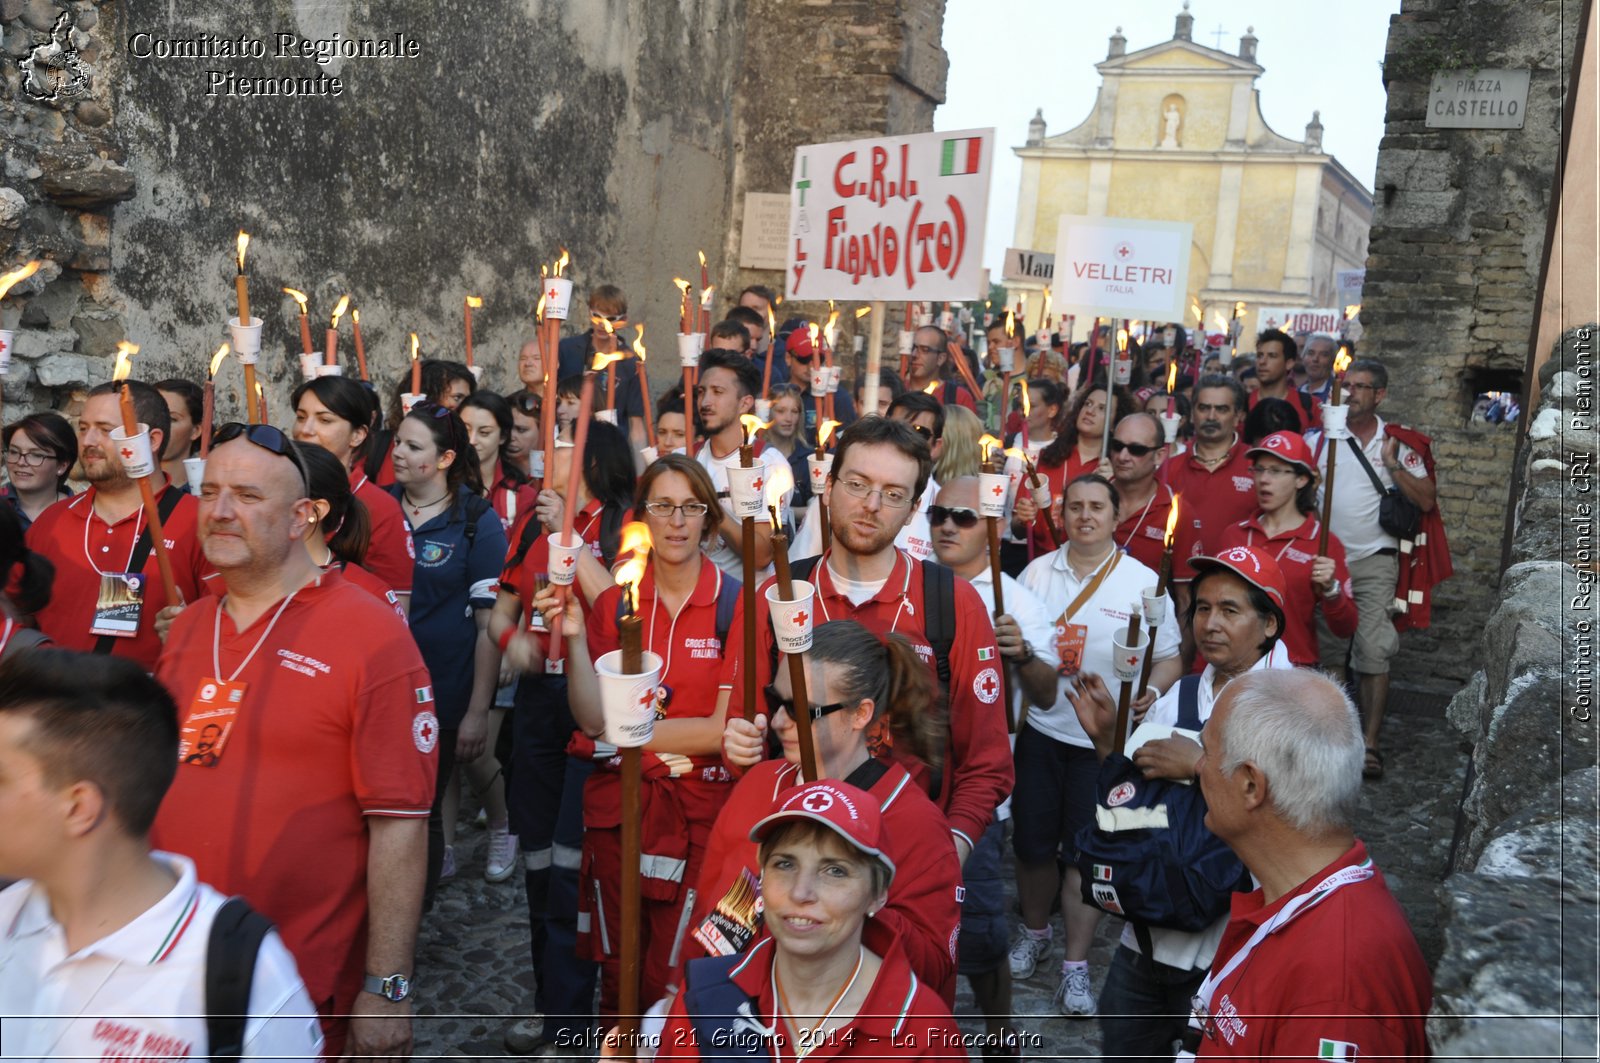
[
  {"x1": 691, "y1": 866, "x2": 763, "y2": 958},
  {"x1": 90, "y1": 572, "x2": 145, "y2": 637},
  {"x1": 177, "y1": 678, "x2": 248, "y2": 767},
  {"x1": 1054, "y1": 622, "x2": 1088, "y2": 677}
]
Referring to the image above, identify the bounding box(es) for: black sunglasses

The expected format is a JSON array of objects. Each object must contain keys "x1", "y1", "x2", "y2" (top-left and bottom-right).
[
  {"x1": 212, "y1": 422, "x2": 310, "y2": 491},
  {"x1": 762, "y1": 685, "x2": 853, "y2": 721},
  {"x1": 927, "y1": 505, "x2": 981, "y2": 529},
  {"x1": 1109, "y1": 440, "x2": 1161, "y2": 457}
]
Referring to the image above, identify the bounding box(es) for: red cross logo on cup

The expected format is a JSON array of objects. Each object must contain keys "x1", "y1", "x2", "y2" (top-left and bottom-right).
[
  {"x1": 1124, "y1": 653, "x2": 1139, "y2": 668},
  {"x1": 559, "y1": 553, "x2": 576, "y2": 568},
  {"x1": 638, "y1": 687, "x2": 655, "y2": 708},
  {"x1": 119, "y1": 447, "x2": 135, "y2": 460},
  {"x1": 791, "y1": 610, "x2": 808, "y2": 628},
  {"x1": 546, "y1": 287, "x2": 560, "y2": 301},
  {"x1": 991, "y1": 483, "x2": 1004, "y2": 497},
  {"x1": 801, "y1": 791, "x2": 835, "y2": 813},
  {"x1": 0, "y1": 336, "x2": 8, "y2": 356},
  {"x1": 752, "y1": 476, "x2": 764, "y2": 492}
]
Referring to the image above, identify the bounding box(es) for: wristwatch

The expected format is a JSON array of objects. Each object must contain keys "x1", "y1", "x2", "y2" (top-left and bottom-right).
[
  {"x1": 363, "y1": 972, "x2": 413, "y2": 1002},
  {"x1": 1016, "y1": 641, "x2": 1036, "y2": 665}
]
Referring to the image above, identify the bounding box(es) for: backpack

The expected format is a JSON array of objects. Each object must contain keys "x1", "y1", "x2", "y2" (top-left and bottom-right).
[
  {"x1": 1074, "y1": 675, "x2": 1251, "y2": 938},
  {"x1": 204, "y1": 897, "x2": 275, "y2": 1062},
  {"x1": 614, "y1": 567, "x2": 741, "y2": 649}
]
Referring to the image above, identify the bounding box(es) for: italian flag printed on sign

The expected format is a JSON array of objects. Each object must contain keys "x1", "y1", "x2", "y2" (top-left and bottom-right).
[
  {"x1": 1318, "y1": 1038, "x2": 1358, "y2": 1060},
  {"x1": 940, "y1": 136, "x2": 982, "y2": 176}
]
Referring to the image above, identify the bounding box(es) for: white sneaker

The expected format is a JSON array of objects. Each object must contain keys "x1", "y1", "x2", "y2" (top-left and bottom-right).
[
  {"x1": 1055, "y1": 964, "x2": 1096, "y2": 1017},
  {"x1": 485, "y1": 827, "x2": 519, "y2": 883},
  {"x1": 1007, "y1": 926, "x2": 1051, "y2": 979}
]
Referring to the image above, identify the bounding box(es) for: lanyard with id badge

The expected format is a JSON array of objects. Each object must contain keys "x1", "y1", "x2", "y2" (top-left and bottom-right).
[
  {"x1": 84, "y1": 501, "x2": 148, "y2": 638},
  {"x1": 1054, "y1": 551, "x2": 1121, "y2": 676},
  {"x1": 177, "y1": 591, "x2": 300, "y2": 768}
]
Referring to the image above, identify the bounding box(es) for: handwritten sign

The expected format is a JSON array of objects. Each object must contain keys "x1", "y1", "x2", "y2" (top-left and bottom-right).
[
  {"x1": 1426, "y1": 69, "x2": 1529, "y2": 129},
  {"x1": 786, "y1": 127, "x2": 993, "y2": 301},
  {"x1": 739, "y1": 192, "x2": 791, "y2": 271},
  {"x1": 1256, "y1": 307, "x2": 1346, "y2": 335},
  {"x1": 1003, "y1": 247, "x2": 1055, "y2": 282},
  {"x1": 1053, "y1": 215, "x2": 1193, "y2": 321}
]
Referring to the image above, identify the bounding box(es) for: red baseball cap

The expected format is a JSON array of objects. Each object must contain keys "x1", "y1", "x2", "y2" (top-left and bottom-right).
[
  {"x1": 1246, "y1": 431, "x2": 1316, "y2": 477},
  {"x1": 786, "y1": 326, "x2": 819, "y2": 361},
  {"x1": 749, "y1": 781, "x2": 896, "y2": 882},
  {"x1": 1191, "y1": 544, "x2": 1289, "y2": 606}
]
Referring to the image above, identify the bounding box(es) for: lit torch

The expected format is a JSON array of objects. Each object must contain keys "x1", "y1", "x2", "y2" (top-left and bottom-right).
[
  {"x1": 200, "y1": 343, "x2": 228, "y2": 458},
  {"x1": 233, "y1": 232, "x2": 251, "y2": 327},
  {"x1": 325, "y1": 295, "x2": 349, "y2": 367},
  {"x1": 632, "y1": 326, "x2": 656, "y2": 448},
  {"x1": 613, "y1": 517, "x2": 650, "y2": 1055},
  {"x1": 464, "y1": 295, "x2": 483, "y2": 368},
  {"x1": 1319, "y1": 349, "x2": 1355, "y2": 555},
  {"x1": 283, "y1": 287, "x2": 314, "y2": 356},
  {"x1": 112, "y1": 342, "x2": 181, "y2": 606}
]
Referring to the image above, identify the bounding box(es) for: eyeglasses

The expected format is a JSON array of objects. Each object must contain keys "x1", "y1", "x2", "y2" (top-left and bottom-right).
[
  {"x1": 763, "y1": 685, "x2": 853, "y2": 721},
  {"x1": 4, "y1": 448, "x2": 54, "y2": 468},
  {"x1": 927, "y1": 505, "x2": 981, "y2": 529},
  {"x1": 1344, "y1": 383, "x2": 1379, "y2": 393},
  {"x1": 1109, "y1": 440, "x2": 1160, "y2": 457},
  {"x1": 593, "y1": 313, "x2": 627, "y2": 325},
  {"x1": 510, "y1": 393, "x2": 540, "y2": 415},
  {"x1": 911, "y1": 344, "x2": 943, "y2": 356},
  {"x1": 642, "y1": 500, "x2": 711, "y2": 518},
  {"x1": 833, "y1": 476, "x2": 914, "y2": 509},
  {"x1": 908, "y1": 424, "x2": 935, "y2": 441},
  {"x1": 1249, "y1": 464, "x2": 1302, "y2": 479},
  {"x1": 212, "y1": 422, "x2": 310, "y2": 492}
]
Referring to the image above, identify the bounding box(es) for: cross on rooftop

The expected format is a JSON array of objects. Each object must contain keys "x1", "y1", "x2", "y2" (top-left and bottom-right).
[{"x1": 1210, "y1": 23, "x2": 1229, "y2": 49}]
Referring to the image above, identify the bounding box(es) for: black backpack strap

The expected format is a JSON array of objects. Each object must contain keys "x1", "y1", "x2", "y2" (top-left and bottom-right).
[
  {"x1": 459, "y1": 492, "x2": 492, "y2": 552},
  {"x1": 93, "y1": 486, "x2": 184, "y2": 655},
  {"x1": 1175, "y1": 674, "x2": 1204, "y2": 732},
  {"x1": 504, "y1": 513, "x2": 544, "y2": 576},
  {"x1": 919, "y1": 560, "x2": 956, "y2": 687},
  {"x1": 714, "y1": 571, "x2": 740, "y2": 649},
  {"x1": 205, "y1": 896, "x2": 275, "y2": 1063}
]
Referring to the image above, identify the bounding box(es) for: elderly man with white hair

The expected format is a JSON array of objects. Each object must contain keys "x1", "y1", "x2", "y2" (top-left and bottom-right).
[{"x1": 1183, "y1": 668, "x2": 1432, "y2": 1060}]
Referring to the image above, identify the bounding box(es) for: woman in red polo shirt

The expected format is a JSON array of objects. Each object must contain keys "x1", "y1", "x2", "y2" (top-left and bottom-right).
[
  {"x1": 460, "y1": 391, "x2": 539, "y2": 532},
  {"x1": 1026, "y1": 383, "x2": 1135, "y2": 555},
  {"x1": 536, "y1": 453, "x2": 741, "y2": 1018},
  {"x1": 1209, "y1": 430, "x2": 1358, "y2": 667}
]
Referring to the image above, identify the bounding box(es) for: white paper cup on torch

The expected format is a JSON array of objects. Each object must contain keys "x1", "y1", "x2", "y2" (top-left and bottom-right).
[
  {"x1": 546, "y1": 532, "x2": 584, "y2": 586},
  {"x1": 595, "y1": 409, "x2": 618, "y2": 426},
  {"x1": 897, "y1": 330, "x2": 914, "y2": 357},
  {"x1": 807, "y1": 453, "x2": 832, "y2": 494},
  {"x1": 1031, "y1": 480, "x2": 1052, "y2": 510},
  {"x1": 754, "y1": 399, "x2": 772, "y2": 422},
  {"x1": 183, "y1": 456, "x2": 205, "y2": 490},
  {"x1": 1111, "y1": 629, "x2": 1150, "y2": 684},
  {"x1": 227, "y1": 316, "x2": 263, "y2": 364},
  {"x1": 977, "y1": 471, "x2": 1009, "y2": 519},
  {"x1": 314, "y1": 363, "x2": 343, "y2": 378},
  {"x1": 109, "y1": 424, "x2": 156, "y2": 479},
  {"x1": 639, "y1": 445, "x2": 659, "y2": 466},
  {"x1": 468, "y1": 364, "x2": 484, "y2": 382},
  {"x1": 811, "y1": 370, "x2": 830, "y2": 398},
  {"x1": 1160, "y1": 411, "x2": 1182, "y2": 444},
  {"x1": 0, "y1": 330, "x2": 13, "y2": 376},
  {"x1": 997, "y1": 346, "x2": 1015, "y2": 373},
  {"x1": 1114, "y1": 356, "x2": 1132, "y2": 386},
  {"x1": 765, "y1": 581, "x2": 817, "y2": 654},
  {"x1": 677, "y1": 333, "x2": 702, "y2": 368},
  {"x1": 595, "y1": 650, "x2": 664, "y2": 747},
  {"x1": 299, "y1": 353, "x2": 321, "y2": 381},
  {"x1": 543, "y1": 277, "x2": 574, "y2": 321},
  {"x1": 726, "y1": 464, "x2": 766, "y2": 520},
  {"x1": 1321, "y1": 403, "x2": 1351, "y2": 440},
  {"x1": 1140, "y1": 587, "x2": 1168, "y2": 628}
]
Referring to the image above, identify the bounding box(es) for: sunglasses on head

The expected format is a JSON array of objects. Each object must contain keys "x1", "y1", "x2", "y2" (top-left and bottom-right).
[
  {"x1": 762, "y1": 685, "x2": 853, "y2": 721},
  {"x1": 1109, "y1": 440, "x2": 1161, "y2": 457},
  {"x1": 927, "y1": 505, "x2": 981, "y2": 529},
  {"x1": 212, "y1": 422, "x2": 310, "y2": 491}
]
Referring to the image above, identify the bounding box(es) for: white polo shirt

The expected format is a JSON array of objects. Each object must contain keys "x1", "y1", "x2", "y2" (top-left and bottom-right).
[
  {"x1": 1306, "y1": 416, "x2": 1429, "y2": 562},
  {"x1": 1019, "y1": 545, "x2": 1180, "y2": 748},
  {"x1": 697, "y1": 440, "x2": 794, "y2": 580},
  {"x1": 0, "y1": 852, "x2": 323, "y2": 1062}
]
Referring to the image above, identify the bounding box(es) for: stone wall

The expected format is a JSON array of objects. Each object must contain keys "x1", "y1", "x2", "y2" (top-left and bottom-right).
[
  {"x1": 1429, "y1": 324, "x2": 1597, "y2": 1060},
  {"x1": 1, "y1": 0, "x2": 948, "y2": 419},
  {"x1": 1359, "y1": 0, "x2": 1583, "y2": 687}
]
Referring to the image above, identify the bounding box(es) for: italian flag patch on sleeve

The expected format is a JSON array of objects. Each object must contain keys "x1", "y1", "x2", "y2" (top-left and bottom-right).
[
  {"x1": 1318, "y1": 1038, "x2": 1358, "y2": 1059},
  {"x1": 977, "y1": 647, "x2": 995, "y2": 661}
]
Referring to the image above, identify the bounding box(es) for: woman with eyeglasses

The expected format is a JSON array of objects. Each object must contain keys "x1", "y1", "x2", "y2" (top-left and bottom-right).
[
  {"x1": 1206, "y1": 431, "x2": 1357, "y2": 668},
  {"x1": 386, "y1": 402, "x2": 509, "y2": 902},
  {"x1": 291, "y1": 376, "x2": 415, "y2": 603},
  {"x1": 3, "y1": 412, "x2": 76, "y2": 530},
  {"x1": 527, "y1": 453, "x2": 741, "y2": 1022},
  {"x1": 688, "y1": 619, "x2": 963, "y2": 1005}
]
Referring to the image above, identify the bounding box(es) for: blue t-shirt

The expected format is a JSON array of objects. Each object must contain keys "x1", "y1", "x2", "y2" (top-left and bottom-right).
[{"x1": 391, "y1": 485, "x2": 508, "y2": 729}]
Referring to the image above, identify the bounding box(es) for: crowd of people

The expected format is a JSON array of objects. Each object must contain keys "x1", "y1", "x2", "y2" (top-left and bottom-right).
[{"x1": 0, "y1": 280, "x2": 1450, "y2": 1061}]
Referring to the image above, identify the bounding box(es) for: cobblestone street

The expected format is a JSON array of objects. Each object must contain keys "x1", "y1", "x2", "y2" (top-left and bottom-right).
[{"x1": 411, "y1": 693, "x2": 1466, "y2": 1060}]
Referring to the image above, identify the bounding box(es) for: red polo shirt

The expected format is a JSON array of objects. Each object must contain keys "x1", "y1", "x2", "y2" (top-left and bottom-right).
[
  {"x1": 489, "y1": 461, "x2": 539, "y2": 533},
  {"x1": 150, "y1": 571, "x2": 436, "y2": 1018},
  {"x1": 1212, "y1": 514, "x2": 1359, "y2": 666},
  {"x1": 1159, "y1": 440, "x2": 1257, "y2": 581},
  {"x1": 1199, "y1": 840, "x2": 1431, "y2": 1061},
  {"x1": 1113, "y1": 481, "x2": 1176, "y2": 572},
  {"x1": 731, "y1": 549, "x2": 1010, "y2": 850},
  {"x1": 1248, "y1": 388, "x2": 1322, "y2": 433},
  {"x1": 351, "y1": 472, "x2": 413, "y2": 594},
  {"x1": 26, "y1": 483, "x2": 210, "y2": 670},
  {"x1": 498, "y1": 501, "x2": 616, "y2": 665}
]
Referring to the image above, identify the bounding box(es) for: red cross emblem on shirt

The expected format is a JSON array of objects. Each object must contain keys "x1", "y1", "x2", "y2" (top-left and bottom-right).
[
  {"x1": 418, "y1": 719, "x2": 434, "y2": 743},
  {"x1": 979, "y1": 672, "x2": 999, "y2": 699},
  {"x1": 791, "y1": 610, "x2": 808, "y2": 628},
  {"x1": 119, "y1": 446, "x2": 135, "y2": 460},
  {"x1": 1115, "y1": 242, "x2": 1134, "y2": 260},
  {"x1": 801, "y1": 791, "x2": 834, "y2": 813}
]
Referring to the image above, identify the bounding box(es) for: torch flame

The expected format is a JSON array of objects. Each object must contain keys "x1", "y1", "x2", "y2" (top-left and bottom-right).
[
  {"x1": 351, "y1": 308, "x2": 360, "y2": 326},
  {"x1": 823, "y1": 306, "x2": 840, "y2": 349},
  {"x1": 807, "y1": 323, "x2": 820, "y2": 353},
  {"x1": 235, "y1": 232, "x2": 250, "y2": 272},
  {"x1": 1233, "y1": 301, "x2": 1246, "y2": 317},
  {"x1": 619, "y1": 521, "x2": 653, "y2": 562},
  {"x1": 466, "y1": 295, "x2": 484, "y2": 309},
  {"x1": 739, "y1": 413, "x2": 771, "y2": 438},
  {"x1": 209, "y1": 343, "x2": 230, "y2": 377},
  {"x1": 535, "y1": 290, "x2": 547, "y2": 322},
  {"x1": 672, "y1": 277, "x2": 691, "y2": 296},
  {"x1": 1334, "y1": 348, "x2": 1353, "y2": 375},
  {"x1": 0, "y1": 260, "x2": 42, "y2": 301},
  {"x1": 554, "y1": 249, "x2": 570, "y2": 277},
  {"x1": 697, "y1": 249, "x2": 707, "y2": 269},
  {"x1": 699, "y1": 284, "x2": 715, "y2": 309},
  {"x1": 591, "y1": 350, "x2": 625, "y2": 373},
  {"x1": 330, "y1": 294, "x2": 350, "y2": 328},
  {"x1": 409, "y1": 332, "x2": 420, "y2": 363},
  {"x1": 1117, "y1": 328, "x2": 1128, "y2": 353},
  {"x1": 764, "y1": 463, "x2": 794, "y2": 510},
  {"x1": 766, "y1": 304, "x2": 776, "y2": 340},
  {"x1": 591, "y1": 314, "x2": 616, "y2": 336},
  {"x1": 631, "y1": 324, "x2": 646, "y2": 362},
  {"x1": 1005, "y1": 310, "x2": 1015, "y2": 339},
  {"x1": 1040, "y1": 286, "x2": 1052, "y2": 324},
  {"x1": 1164, "y1": 497, "x2": 1181, "y2": 549},
  {"x1": 1191, "y1": 300, "x2": 1203, "y2": 323},
  {"x1": 112, "y1": 341, "x2": 139, "y2": 383},
  {"x1": 818, "y1": 419, "x2": 841, "y2": 447},
  {"x1": 283, "y1": 288, "x2": 309, "y2": 314},
  {"x1": 615, "y1": 523, "x2": 650, "y2": 611},
  {"x1": 1344, "y1": 304, "x2": 1361, "y2": 319},
  {"x1": 1004, "y1": 446, "x2": 1028, "y2": 464},
  {"x1": 922, "y1": 380, "x2": 939, "y2": 395},
  {"x1": 1167, "y1": 362, "x2": 1178, "y2": 392},
  {"x1": 1021, "y1": 380, "x2": 1031, "y2": 418},
  {"x1": 854, "y1": 306, "x2": 871, "y2": 319}
]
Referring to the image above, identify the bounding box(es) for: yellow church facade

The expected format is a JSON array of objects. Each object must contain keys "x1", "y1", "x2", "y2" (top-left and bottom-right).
[{"x1": 1010, "y1": 7, "x2": 1372, "y2": 344}]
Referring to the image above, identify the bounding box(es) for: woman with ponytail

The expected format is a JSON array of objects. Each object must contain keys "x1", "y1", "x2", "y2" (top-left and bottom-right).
[
  {"x1": 682, "y1": 619, "x2": 963, "y2": 1004},
  {"x1": 290, "y1": 442, "x2": 407, "y2": 618},
  {"x1": 0, "y1": 503, "x2": 52, "y2": 657}
]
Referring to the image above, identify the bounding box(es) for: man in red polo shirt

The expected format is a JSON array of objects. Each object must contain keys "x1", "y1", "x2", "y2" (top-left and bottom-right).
[
  {"x1": 150, "y1": 426, "x2": 434, "y2": 1059},
  {"x1": 1160, "y1": 375, "x2": 1256, "y2": 667},
  {"x1": 28, "y1": 381, "x2": 209, "y2": 670},
  {"x1": 1188, "y1": 668, "x2": 1430, "y2": 1060},
  {"x1": 1108, "y1": 411, "x2": 1175, "y2": 571},
  {"x1": 903, "y1": 325, "x2": 977, "y2": 411},
  {"x1": 728, "y1": 416, "x2": 1011, "y2": 864}
]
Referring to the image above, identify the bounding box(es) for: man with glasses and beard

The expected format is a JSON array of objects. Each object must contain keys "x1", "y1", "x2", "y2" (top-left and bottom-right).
[
  {"x1": 27, "y1": 380, "x2": 210, "y2": 670},
  {"x1": 151, "y1": 424, "x2": 435, "y2": 1060},
  {"x1": 904, "y1": 325, "x2": 977, "y2": 411}
]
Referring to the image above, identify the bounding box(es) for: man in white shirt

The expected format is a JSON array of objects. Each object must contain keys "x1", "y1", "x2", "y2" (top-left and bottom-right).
[
  {"x1": 0, "y1": 651, "x2": 321, "y2": 1062},
  {"x1": 1065, "y1": 544, "x2": 1292, "y2": 1062},
  {"x1": 1305, "y1": 358, "x2": 1436, "y2": 778},
  {"x1": 694, "y1": 348, "x2": 793, "y2": 580}
]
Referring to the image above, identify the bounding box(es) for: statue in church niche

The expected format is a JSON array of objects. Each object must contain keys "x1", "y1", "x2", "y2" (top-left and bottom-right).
[{"x1": 1160, "y1": 97, "x2": 1183, "y2": 148}]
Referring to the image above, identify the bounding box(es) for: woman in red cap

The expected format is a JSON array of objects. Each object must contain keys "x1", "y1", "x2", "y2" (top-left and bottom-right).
[
  {"x1": 656, "y1": 779, "x2": 965, "y2": 1062},
  {"x1": 1207, "y1": 430, "x2": 1357, "y2": 667}
]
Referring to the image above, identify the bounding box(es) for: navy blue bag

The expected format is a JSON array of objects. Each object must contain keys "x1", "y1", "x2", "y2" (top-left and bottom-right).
[{"x1": 1074, "y1": 675, "x2": 1251, "y2": 933}]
